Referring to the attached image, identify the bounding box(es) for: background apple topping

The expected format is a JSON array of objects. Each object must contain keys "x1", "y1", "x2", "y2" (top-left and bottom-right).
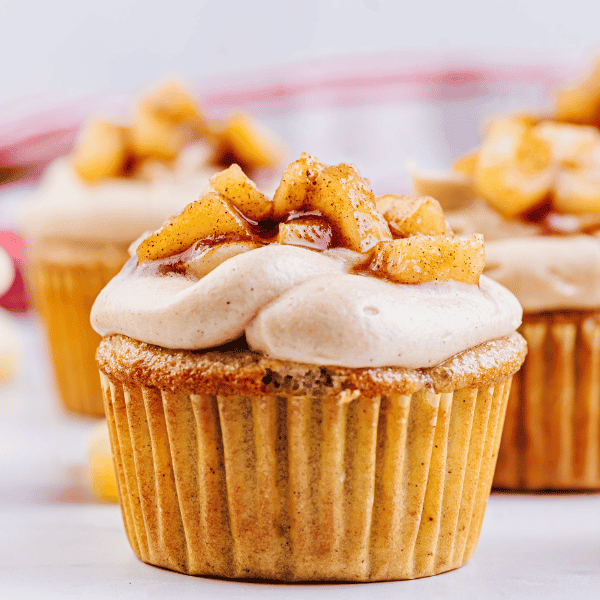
[
  {"x1": 451, "y1": 60, "x2": 600, "y2": 232},
  {"x1": 136, "y1": 154, "x2": 485, "y2": 285},
  {"x1": 71, "y1": 80, "x2": 284, "y2": 184}
]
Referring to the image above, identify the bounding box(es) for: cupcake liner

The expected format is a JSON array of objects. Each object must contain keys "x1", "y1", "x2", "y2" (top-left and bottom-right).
[
  {"x1": 28, "y1": 252, "x2": 126, "y2": 417},
  {"x1": 101, "y1": 371, "x2": 513, "y2": 581},
  {"x1": 494, "y1": 311, "x2": 600, "y2": 490}
]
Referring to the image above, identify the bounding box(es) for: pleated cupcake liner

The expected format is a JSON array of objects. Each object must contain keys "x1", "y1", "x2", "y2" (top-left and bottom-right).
[
  {"x1": 494, "y1": 311, "x2": 600, "y2": 490},
  {"x1": 28, "y1": 256, "x2": 125, "y2": 417},
  {"x1": 101, "y1": 371, "x2": 513, "y2": 581}
]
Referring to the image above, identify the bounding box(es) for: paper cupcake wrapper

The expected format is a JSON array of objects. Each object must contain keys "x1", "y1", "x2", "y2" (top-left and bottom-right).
[
  {"x1": 101, "y1": 372, "x2": 512, "y2": 581},
  {"x1": 494, "y1": 311, "x2": 600, "y2": 490},
  {"x1": 28, "y1": 257, "x2": 125, "y2": 417}
]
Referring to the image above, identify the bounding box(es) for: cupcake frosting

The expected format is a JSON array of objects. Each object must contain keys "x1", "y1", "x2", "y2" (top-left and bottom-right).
[
  {"x1": 20, "y1": 147, "x2": 218, "y2": 245},
  {"x1": 91, "y1": 243, "x2": 522, "y2": 369}
]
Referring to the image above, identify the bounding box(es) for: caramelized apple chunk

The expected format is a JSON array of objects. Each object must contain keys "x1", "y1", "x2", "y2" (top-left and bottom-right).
[
  {"x1": 215, "y1": 112, "x2": 283, "y2": 171},
  {"x1": 136, "y1": 191, "x2": 253, "y2": 262},
  {"x1": 138, "y1": 80, "x2": 205, "y2": 128},
  {"x1": 308, "y1": 164, "x2": 392, "y2": 252},
  {"x1": 555, "y1": 58, "x2": 600, "y2": 127},
  {"x1": 209, "y1": 164, "x2": 273, "y2": 221},
  {"x1": 453, "y1": 151, "x2": 478, "y2": 177},
  {"x1": 276, "y1": 215, "x2": 333, "y2": 250},
  {"x1": 375, "y1": 194, "x2": 450, "y2": 237},
  {"x1": 474, "y1": 117, "x2": 553, "y2": 217},
  {"x1": 184, "y1": 241, "x2": 260, "y2": 279},
  {"x1": 130, "y1": 106, "x2": 189, "y2": 160},
  {"x1": 72, "y1": 120, "x2": 130, "y2": 182},
  {"x1": 369, "y1": 234, "x2": 485, "y2": 284},
  {"x1": 272, "y1": 153, "x2": 324, "y2": 219}
]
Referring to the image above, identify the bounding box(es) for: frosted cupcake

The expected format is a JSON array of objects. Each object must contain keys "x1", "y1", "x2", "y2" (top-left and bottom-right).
[
  {"x1": 413, "y1": 77, "x2": 600, "y2": 489},
  {"x1": 91, "y1": 155, "x2": 525, "y2": 581},
  {"x1": 21, "y1": 81, "x2": 283, "y2": 417}
]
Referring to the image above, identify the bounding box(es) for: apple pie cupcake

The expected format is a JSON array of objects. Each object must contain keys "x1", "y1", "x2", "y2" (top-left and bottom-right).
[
  {"x1": 91, "y1": 155, "x2": 525, "y2": 581},
  {"x1": 21, "y1": 81, "x2": 284, "y2": 417},
  {"x1": 413, "y1": 62, "x2": 600, "y2": 490}
]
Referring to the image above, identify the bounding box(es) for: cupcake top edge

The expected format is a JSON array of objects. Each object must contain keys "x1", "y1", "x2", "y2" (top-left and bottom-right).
[
  {"x1": 96, "y1": 331, "x2": 527, "y2": 396},
  {"x1": 91, "y1": 154, "x2": 523, "y2": 370}
]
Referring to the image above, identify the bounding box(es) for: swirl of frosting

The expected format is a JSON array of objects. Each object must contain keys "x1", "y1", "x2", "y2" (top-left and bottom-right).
[
  {"x1": 91, "y1": 244, "x2": 522, "y2": 369},
  {"x1": 20, "y1": 150, "x2": 218, "y2": 245}
]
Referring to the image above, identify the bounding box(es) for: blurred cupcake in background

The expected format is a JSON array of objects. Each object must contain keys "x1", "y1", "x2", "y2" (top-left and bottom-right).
[
  {"x1": 0, "y1": 246, "x2": 21, "y2": 382},
  {"x1": 412, "y1": 57, "x2": 600, "y2": 490},
  {"x1": 20, "y1": 79, "x2": 285, "y2": 418}
]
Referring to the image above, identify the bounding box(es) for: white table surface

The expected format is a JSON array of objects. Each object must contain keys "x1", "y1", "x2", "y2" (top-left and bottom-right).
[{"x1": 1, "y1": 315, "x2": 600, "y2": 599}]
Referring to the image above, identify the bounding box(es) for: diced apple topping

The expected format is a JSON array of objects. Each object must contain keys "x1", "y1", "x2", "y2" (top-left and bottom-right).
[
  {"x1": 277, "y1": 215, "x2": 333, "y2": 250},
  {"x1": 209, "y1": 164, "x2": 273, "y2": 221},
  {"x1": 214, "y1": 112, "x2": 283, "y2": 171},
  {"x1": 453, "y1": 151, "x2": 478, "y2": 177},
  {"x1": 72, "y1": 120, "x2": 130, "y2": 183},
  {"x1": 130, "y1": 106, "x2": 189, "y2": 161},
  {"x1": 307, "y1": 164, "x2": 392, "y2": 252},
  {"x1": 130, "y1": 81, "x2": 204, "y2": 161},
  {"x1": 137, "y1": 80, "x2": 205, "y2": 128},
  {"x1": 136, "y1": 192, "x2": 253, "y2": 262},
  {"x1": 369, "y1": 234, "x2": 485, "y2": 285},
  {"x1": 138, "y1": 155, "x2": 482, "y2": 286},
  {"x1": 375, "y1": 194, "x2": 450, "y2": 237},
  {"x1": 474, "y1": 117, "x2": 554, "y2": 218},
  {"x1": 555, "y1": 58, "x2": 600, "y2": 127},
  {"x1": 272, "y1": 153, "x2": 324, "y2": 219},
  {"x1": 184, "y1": 241, "x2": 260, "y2": 279},
  {"x1": 467, "y1": 115, "x2": 600, "y2": 217},
  {"x1": 70, "y1": 79, "x2": 284, "y2": 184}
]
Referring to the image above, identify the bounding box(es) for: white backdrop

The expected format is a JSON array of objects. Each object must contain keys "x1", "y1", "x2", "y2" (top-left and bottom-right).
[{"x1": 2, "y1": 0, "x2": 600, "y2": 104}]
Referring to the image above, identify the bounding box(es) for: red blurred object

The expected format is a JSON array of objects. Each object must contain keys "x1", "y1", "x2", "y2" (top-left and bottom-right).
[{"x1": 0, "y1": 230, "x2": 29, "y2": 312}]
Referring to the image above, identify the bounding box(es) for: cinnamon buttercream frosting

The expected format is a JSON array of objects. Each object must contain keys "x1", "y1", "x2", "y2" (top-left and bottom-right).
[
  {"x1": 20, "y1": 147, "x2": 218, "y2": 245},
  {"x1": 91, "y1": 243, "x2": 522, "y2": 369}
]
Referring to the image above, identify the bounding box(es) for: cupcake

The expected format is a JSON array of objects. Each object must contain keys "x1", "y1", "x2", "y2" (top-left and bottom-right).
[
  {"x1": 91, "y1": 155, "x2": 525, "y2": 581},
  {"x1": 20, "y1": 80, "x2": 284, "y2": 417},
  {"x1": 412, "y1": 62, "x2": 600, "y2": 490}
]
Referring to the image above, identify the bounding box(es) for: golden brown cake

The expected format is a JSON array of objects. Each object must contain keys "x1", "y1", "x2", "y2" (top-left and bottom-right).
[
  {"x1": 92, "y1": 155, "x2": 525, "y2": 580},
  {"x1": 98, "y1": 332, "x2": 525, "y2": 581}
]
